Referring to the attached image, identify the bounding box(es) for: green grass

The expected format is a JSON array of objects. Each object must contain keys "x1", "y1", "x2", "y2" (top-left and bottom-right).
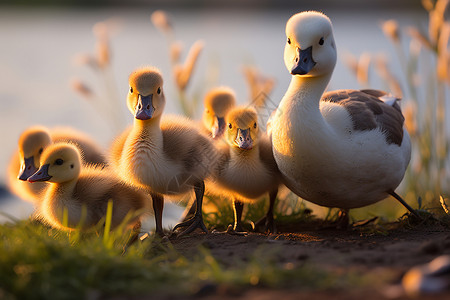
[
  {"x1": 0, "y1": 215, "x2": 381, "y2": 300},
  {"x1": 1, "y1": 192, "x2": 448, "y2": 299}
]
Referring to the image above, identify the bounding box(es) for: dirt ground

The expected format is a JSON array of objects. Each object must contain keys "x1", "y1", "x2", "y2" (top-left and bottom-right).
[{"x1": 165, "y1": 219, "x2": 450, "y2": 300}]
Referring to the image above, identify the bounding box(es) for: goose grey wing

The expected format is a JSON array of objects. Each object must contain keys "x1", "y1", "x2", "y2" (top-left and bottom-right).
[{"x1": 321, "y1": 89, "x2": 404, "y2": 145}]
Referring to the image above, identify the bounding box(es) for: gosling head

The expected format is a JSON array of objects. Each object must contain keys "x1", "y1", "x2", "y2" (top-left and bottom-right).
[
  {"x1": 202, "y1": 87, "x2": 236, "y2": 139},
  {"x1": 127, "y1": 67, "x2": 165, "y2": 121},
  {"x1": 284, "y1": 11, "x2": 337, "y2": 77},
  {"x1": 225, "y1": 107, "x2": 259, "y2": 150},
  {"x1": 28, "y1": 143, "x2": 81, "y2": 184},
  {"x1": 17, "y1": 126, "x2": 52, "y2": 181}
]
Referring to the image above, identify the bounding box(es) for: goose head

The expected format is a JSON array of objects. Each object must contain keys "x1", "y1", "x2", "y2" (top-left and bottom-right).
[
  {"x1": 284, "y1": 11, "x2": 337, "y2": 77},
  {"x1": 28, "y1": 143, "x2": 81, "y2": 184},
  {"x1": 17, "y1": 126, "x2": 52, "y2": 181},
  {"x1": 127, "y1": 67, "x2": 165, "y2": 121},
  {"x1": 202, "y1": 87, "x2": 236, "y2": 139},
  {"x1": 225, "y1": 107, "x2": 259, "y2": 150}
]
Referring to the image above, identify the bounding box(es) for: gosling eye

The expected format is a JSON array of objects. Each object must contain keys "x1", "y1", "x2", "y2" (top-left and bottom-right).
[
  {"x1": 228, "y1": 123, "x2": 232, "y2": 129},
  {"x1": 38, "y1": 148, "x2": 43, "y2": 154},
  {"x1": 70, "y1": 164, "x2": 74, "y2": 169},
  {"x1": 319, "y1": 37, "x2": 324, "y2": 45},
  {"x1": 287, "y1": 38, "x2": 291, "y2": 45},
  {"x1": 130, "y1": 86, "x2": 133, "y2": 94},
  {"x1": 55, "y1": 159, "x2": 64, "y2": 166},
  {"x1": 253, "y1": 122, "x2": 257, "y2": 129},
  {"x1": 157, "y1": 87, "x2": 161, "y2": 95}
]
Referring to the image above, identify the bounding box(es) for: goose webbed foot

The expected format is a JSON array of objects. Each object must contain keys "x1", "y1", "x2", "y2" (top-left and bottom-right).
[
  {"x1": 352, "y1": 216, "x2": 378, "y2": 228},
  {"x1": 173, "y1": 213, "x2": 208, "y2": 237}
]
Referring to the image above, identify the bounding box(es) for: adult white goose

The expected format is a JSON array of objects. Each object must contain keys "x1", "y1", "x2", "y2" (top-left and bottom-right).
[{"x1": 270, "y1": 11, "x2": 416, "y2": 223}]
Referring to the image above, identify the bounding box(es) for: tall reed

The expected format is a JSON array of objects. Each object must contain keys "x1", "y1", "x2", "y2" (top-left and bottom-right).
[
  {"x1": 71, "y1": 19, "x2": 126, "y2": 134},
  {"x1": 151, "y1": 10, "x2": 204, "y2": 118}
]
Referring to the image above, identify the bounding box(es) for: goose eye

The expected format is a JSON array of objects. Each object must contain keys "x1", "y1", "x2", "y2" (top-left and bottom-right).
[
  {"x1": 157, "y1": 87, "x2": 161, "y2": 94},
  {"x1": 130, "y1": 86, "x2": 133, "y2": 94},
  {"x1": 38, "y1": 148, "x2": 43, "y2": 154},
  {"x1": 228, "y1": 123, "x2": 232, "y2": 129},
  {"x1": 55, "y1": 159, "x2": 64, "y2": 165},
  {"x1": 287, "y1": 38, "x2": 291, "y2": 45},
  {"x1": 319, "y1": 37, "x2": 324, "y2": 45},
  {"x1": 254, "y1": 122, "x2": 257, "y2": 129}
]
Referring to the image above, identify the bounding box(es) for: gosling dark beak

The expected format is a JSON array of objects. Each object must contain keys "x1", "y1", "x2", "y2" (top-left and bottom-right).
[
  {"x1": 235, "y1": 128, "x2": 253, "y2": 150},
  {"x1": 211, "y1": 116, "x2": 226, "y2": 139},
  {"x1": 18, "y1": 156, "x2": 38, "y2": 181},
  {"x1": 291, "y1": 46, "x2": 316, "y2": 75},
  {"x1": 135, "y1": 94, "x2": 154, "y2": 120},
  {"x1": 28, "y1": 164, "x2": 52, "y2": 183}
]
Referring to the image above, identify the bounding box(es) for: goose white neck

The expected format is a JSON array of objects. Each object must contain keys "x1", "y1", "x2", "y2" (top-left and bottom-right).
[{"x1": 285, "y1": 74, "x2": 331, "y2": 111}]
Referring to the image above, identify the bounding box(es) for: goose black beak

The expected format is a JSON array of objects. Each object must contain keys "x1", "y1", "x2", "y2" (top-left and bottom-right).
[
  {"x1": 291, "y1": 46, "x2": 316, "y2": 75},
  {"x1": 28, "y1": 164, "x2": 52, "y2": 183},
  {"x1": 235, "y1": 128, "x2": 253, "y2": 150},
  {"x1": 211, "y1": 116, "x2": 226, "y2": 139},
  {"x1": 18, "y1": 156, "x2": 38, "y2": 181},
  {"x1": 135, "y1": 94, "x2": 155, "y2": 120}
]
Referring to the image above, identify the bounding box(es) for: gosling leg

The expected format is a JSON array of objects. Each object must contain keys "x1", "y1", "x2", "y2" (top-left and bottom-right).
[
  {"x1": 151, "y1": 192, "x2": 165, "y2": 237},
  {"x1": 173, "y1": 181, "x2": 209, "y2": 236},
  {"x1": 180, "y1": 199, "x2": 197, "y2": 223},
  {"x1": 255, "y1": 188, "x2": 277, "y2": 233},
  {"x1": 230, "y1": 198, "x2": 245, "y2": 233}
]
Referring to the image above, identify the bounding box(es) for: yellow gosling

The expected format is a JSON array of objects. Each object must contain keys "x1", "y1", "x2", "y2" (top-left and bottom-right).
[
  {"x1": 201, "y1": 87, "x2": 236, "y2": 139},
  {"x1": 209, "y1": 106, "x2": 281, "y2": 233},
  {"x1": 7, "y1": 126, "x2": 106, "y2": 204},
  {"x1": 28, "y1": 143, "x2": 148, "y2": 231},
  {"x1": 111, "y1": 66, "x2": 217, "y2": 236}
]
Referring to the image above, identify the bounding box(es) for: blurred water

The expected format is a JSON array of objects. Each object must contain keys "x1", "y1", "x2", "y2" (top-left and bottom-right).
[{"x1": 0, "y1": 6, "x2": 425, "y2": 221}]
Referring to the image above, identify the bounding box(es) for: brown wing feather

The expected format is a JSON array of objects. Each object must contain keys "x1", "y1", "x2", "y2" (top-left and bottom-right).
[
  {"x1": 161, "y1": 116, "x2": 218, "y2": 176},
  {"x1": 321, "y1": 89, "x2": 404, "y2": 145}
]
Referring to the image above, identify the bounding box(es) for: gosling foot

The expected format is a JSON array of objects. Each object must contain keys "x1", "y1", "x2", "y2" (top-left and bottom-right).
[
  {"x1": 226, "y1": 224, "x2": 247, "y2": 235},
  {"x1": 254, "y1": 215, "x2": 277, "y2": 234},
  {"x1": 173, "y1": 214, "x2": 208, "y2": 237}
]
